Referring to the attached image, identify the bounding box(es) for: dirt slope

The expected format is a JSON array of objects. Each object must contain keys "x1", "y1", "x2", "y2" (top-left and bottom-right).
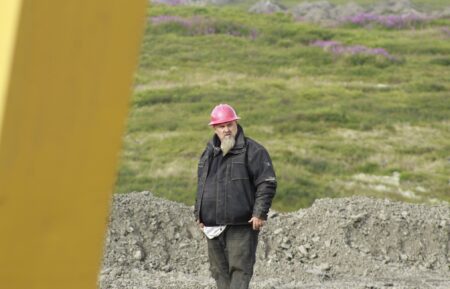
[{"x1": 100, "y1": 192, "x2": 450, "y2": 289}]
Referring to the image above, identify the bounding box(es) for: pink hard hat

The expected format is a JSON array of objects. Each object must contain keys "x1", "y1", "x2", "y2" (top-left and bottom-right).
[{"x1": 208, "y1": 104, "x2": 240, "y2": 126}]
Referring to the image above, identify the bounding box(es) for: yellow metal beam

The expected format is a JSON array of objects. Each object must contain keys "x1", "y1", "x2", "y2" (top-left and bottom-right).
[
  {"x1": 0, "y1": 1, "x2": 22, "y2": 137},
  {"x1": 0, "y1": 1, "x2": 146, "y2": 289}
]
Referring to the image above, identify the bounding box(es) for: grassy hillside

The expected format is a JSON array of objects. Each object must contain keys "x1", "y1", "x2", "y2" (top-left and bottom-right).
[{"x1": 114, "y1": 3, "x2": 450, "y2": 211}]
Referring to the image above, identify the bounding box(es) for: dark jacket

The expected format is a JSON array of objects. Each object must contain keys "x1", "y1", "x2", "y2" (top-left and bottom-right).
[{"x1": 194, "y1": 125, "x2": 277, "y2": 225}]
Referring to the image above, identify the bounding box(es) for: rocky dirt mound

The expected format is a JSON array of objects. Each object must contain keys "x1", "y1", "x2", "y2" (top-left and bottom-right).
[
  {"x1": 248, "y1": 1, "x2": 285, "y2": 14},
  {"x1": 100, "y1": 192, "x2": 450, "y2": 289},
  {"x1": 247, "y1": 0, "x2": 450, "y2": 24},
  {"x1": 289, "y1": 1, "x2": 365, "y2": 23}
]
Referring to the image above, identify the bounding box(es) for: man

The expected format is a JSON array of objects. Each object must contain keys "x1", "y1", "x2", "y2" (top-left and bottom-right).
[{"x1": 194, "y1": 103, "x2": 277, "y2": 289}]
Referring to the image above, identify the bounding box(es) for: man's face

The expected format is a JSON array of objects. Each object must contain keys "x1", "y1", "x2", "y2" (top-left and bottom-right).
[{"x1": 213, "y1": 121, "x2": 238, "y2": 142}]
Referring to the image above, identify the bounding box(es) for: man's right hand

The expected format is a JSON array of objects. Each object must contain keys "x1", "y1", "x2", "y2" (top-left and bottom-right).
[{"x1": 197, "y1": 220, "x2": 204, "y2": 229}]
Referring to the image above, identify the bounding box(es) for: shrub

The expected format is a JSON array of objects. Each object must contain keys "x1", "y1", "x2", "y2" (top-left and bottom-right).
[
  {"x1": 149, "y1": 15, "x2": 258, "y2": 38},
  {"x1": 343, "y1": 13, "x2": 432, "y2": 29},
  {"x1": 310, "y1": 40, "x2": 396, "y2": 66}
]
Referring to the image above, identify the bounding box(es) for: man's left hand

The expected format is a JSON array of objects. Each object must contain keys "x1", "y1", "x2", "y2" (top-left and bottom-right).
[{"x1": 248, "y1": 216, "x2": 265, "y2": 231}]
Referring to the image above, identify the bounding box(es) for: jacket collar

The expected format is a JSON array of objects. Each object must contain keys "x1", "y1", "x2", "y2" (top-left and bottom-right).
[{"x1": 231, "y1": 124, "x2": 246, "y2": 153}]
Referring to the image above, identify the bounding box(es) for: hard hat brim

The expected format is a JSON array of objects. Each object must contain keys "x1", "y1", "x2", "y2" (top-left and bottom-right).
[{"x1": 208, "y1": 117, "x2": 240, "y2": 126}]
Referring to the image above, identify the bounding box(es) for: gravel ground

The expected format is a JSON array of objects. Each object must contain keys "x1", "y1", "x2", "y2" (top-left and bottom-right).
[{"x1": 100, "y1": 192, "x2": 450, "y2": 289}]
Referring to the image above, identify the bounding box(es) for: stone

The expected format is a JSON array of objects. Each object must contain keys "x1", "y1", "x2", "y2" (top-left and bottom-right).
[{"x1": 298, "y1": 245, "x2": 308, "y2": 255}]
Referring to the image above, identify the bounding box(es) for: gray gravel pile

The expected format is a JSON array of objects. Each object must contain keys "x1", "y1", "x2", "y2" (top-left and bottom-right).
[{"x1": 100, "y1": 192, "x2": 450, "y2": 289}]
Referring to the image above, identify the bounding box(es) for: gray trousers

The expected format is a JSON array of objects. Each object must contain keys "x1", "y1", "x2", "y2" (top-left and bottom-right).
[{"x1": 207, "y1": 225, "x2": 259, "y2": 289}]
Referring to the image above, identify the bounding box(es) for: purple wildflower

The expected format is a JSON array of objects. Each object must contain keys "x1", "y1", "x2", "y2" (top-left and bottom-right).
[
  {"x1": 441, "y1": 27, "x2": 450, "y2": 38},
  {"x1": 367, "y1": 48, "x2": 391, "y2": 58},
  {"x1": 249, "y1": 29, "x2": 258, "y2": 40},
  {"x1": 344, "y1": 12, "x2": 431, "y2": 29},
  {"x1": 347, "y1": 13, "x2": 379, "y2": 26},
  {"x1": 346, "y1": 45, "x2": 368, "y2": 55},
  {"x1": 310, "y1": 40, "x2": 341, "y2": 48},
  {"x1": 311, "y1": 40, "x2": 395, "y2": 60}
]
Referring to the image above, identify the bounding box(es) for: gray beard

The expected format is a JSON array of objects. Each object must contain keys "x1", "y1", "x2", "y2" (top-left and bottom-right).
[{"x1": 220, "y1": 135, "x2": 235, "y2": 156}]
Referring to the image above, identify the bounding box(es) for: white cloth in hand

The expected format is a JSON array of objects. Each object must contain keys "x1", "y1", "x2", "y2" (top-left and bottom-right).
[{"x1": 203, "y1": 225, "x2": 227, "y2": 239}]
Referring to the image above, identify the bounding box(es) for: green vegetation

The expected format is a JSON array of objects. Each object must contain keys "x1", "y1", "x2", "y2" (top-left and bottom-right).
[{"x1": 115, "y1": 3, "x2": 450, "y2": 211}]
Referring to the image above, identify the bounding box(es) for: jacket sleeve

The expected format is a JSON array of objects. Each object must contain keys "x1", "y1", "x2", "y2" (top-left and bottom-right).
[
  {"x1": 194, "y1": 162, "x2": 203, "y2": 221},
  {"x1": 194, "y1": 149, "x2": 208, "y2": 221},
  {"x1": 194, "y1": 163, "x2": 200, "y2": 221},
  {"x1": 248, "y1": 147, "x2": 277, "y2": 220}
]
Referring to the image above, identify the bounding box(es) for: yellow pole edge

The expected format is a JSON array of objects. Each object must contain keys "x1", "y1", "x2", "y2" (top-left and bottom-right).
[
  {"x1": 0, "y1": 1, "x2": 147, "y2": 289},
  {"x1": 0, "y1": 0, "x2": 23, "y2": 139}
]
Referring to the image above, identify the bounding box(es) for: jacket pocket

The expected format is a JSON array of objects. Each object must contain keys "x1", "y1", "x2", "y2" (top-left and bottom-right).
[{"x1": 231, "y1": 162, "x2": 249, "y2": 180}]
